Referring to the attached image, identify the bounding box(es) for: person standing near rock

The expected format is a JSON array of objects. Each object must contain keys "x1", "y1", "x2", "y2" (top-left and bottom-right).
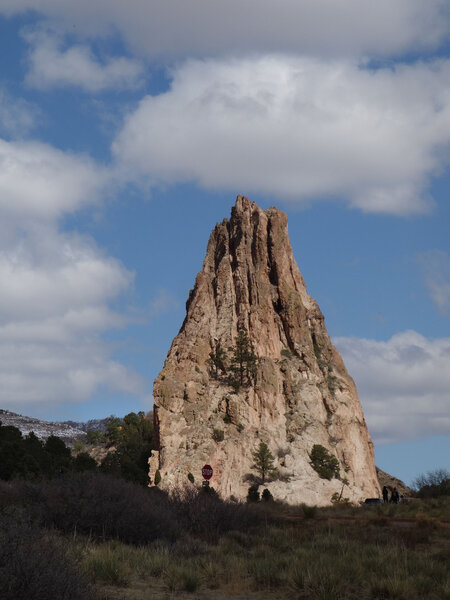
[
  {"x1": 382, "y1": 486, "x2": 389, "y2": 503},
  {"x1": 391, "y1": 488, "x2": 400, "y2": 504}
]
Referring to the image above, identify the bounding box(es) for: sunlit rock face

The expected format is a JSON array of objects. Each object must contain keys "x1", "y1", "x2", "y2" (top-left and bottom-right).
[{"x1": 149, "y1": 196, "x2": 379, "y2": 505}]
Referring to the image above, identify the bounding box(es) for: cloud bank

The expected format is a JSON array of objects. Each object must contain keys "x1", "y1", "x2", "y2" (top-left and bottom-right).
[
  {"x1": 335, "y1": 331, "x2": 450, "y2": 445},
  {"x1": 114, "y1": 56, "x2": 450, "y2": 215},
  {"x1": 0, "y1": 135, "x2": 146, "y2": 412},
  {"x1": 1, "y1": 0, "x2": 449, "y2": 59}
]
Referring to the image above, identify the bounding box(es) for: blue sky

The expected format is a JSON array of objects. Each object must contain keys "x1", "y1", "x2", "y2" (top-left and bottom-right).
[{"x1": 0, "y1": 1, "x2": 449, "y2": 485}]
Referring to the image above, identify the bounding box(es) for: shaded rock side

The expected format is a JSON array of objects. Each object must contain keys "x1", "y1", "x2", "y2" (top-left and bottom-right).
[
  {"x1": 149, "y1": 196, "x2": 380, "y2": 505},
  {"x1": 376, "y1": 467, "x2": 413, "y2": 498}
]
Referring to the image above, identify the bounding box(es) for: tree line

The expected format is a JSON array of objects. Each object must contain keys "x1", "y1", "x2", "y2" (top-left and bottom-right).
[{"x1": 0, "y1": 411, "x2": 155, "y2": 485}]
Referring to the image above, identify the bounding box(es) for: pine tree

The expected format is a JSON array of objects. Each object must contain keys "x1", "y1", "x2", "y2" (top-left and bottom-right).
[
  {"x1": 309, "y1": 444, "x2": 340, "y2": 480},
  {"x1": 207, "y1": 341, "x2": 228, "y2": 378},
  {"x1": 252, "y1": 442, "x2": 276, "y2": 483},
  {"x1": 231, "y1": 329, "x2": 258, "y2": 386}
]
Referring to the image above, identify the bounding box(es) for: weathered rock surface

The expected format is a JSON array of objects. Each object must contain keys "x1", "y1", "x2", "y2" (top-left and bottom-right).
[{"x1": 149, "y1": 196, "x2": 380, "y2": 505}]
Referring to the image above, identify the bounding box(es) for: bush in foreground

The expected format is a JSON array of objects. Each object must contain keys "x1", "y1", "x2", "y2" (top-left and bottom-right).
[
  {"x1": 0, "y1": 511, "x2": 94, "y2": 600},
  {"x1": 4, "y1": 472, "x2": 264, "y2": 546}
]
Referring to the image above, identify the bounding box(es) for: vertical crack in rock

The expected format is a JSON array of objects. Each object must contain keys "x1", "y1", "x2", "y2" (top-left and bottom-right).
[{"x1": 149, "y1": 196, "x2": 380, "y2": 505}]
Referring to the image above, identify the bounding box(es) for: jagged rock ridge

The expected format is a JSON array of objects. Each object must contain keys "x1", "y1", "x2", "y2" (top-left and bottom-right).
[
  {"x1": 150, "y1": 196, "x2": 380, "y2": 504},
  {"x1": 0, "y1": 409, "x2": 106, "y2": 447}
]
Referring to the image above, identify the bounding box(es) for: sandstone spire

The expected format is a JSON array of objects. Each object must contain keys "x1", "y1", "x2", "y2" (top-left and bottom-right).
[{"x1": 149, "y1": 196, "x2": 380, "y2": 504}]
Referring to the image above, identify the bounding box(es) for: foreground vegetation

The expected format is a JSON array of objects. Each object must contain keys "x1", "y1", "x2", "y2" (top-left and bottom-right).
[{"x1": 0, "y1": 472, "x2": 448, "y2": 600}]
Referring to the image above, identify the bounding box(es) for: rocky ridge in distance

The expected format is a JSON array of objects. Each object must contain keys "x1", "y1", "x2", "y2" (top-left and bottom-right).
[{"x1": 0, "y1": 408, "x2": 106, "y2": 447}]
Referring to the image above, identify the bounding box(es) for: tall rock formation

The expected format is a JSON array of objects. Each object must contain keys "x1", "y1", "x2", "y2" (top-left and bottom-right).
[{"x1": 149, "y1": 196, "x2": 380, "y2": 504}]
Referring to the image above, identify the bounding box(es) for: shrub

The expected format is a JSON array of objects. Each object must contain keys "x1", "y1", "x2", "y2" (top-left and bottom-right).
[
  {"x1": 413, "y1": 468, "x2": 450, "y2": 498},
  {"x1": 22, "y1": 472, "x2": 178, "y2": 545},
  {"x1": 231, "y1": 380, "x2": 241, "y2": 393},
  {"x1": 82, "y1": 544, "x2": 130, "y2": 586},
  {"x1": 154, "y1": 469, "x2": 162, "y2": 485},
  {"x1": 247, "y1": 485, "x2": 260, "y2": 503},
  {"x1": 281, "y1": 348, "x2": 292, "y2": 359},
  {"x1": 262, "y1": 489, "x2": 273, "y2": 502},
  {"x1": 300, "y1": 503, "x2": 317, "y2": 519},
  {"x1": 309, "y1": 444, "x2": 340, "y2": 480},
  {"x1": 187, "y1": 472, "x2": 195, "y2": 484},
  {"x1": 171, "y1": 486, "x2": 263, "y2": 543},
  {"x1": 213, "y1": 429, "x2": 224, "y2": 442},
  {"x1": 0, "y1": 511, "x2": 94, "y2": 600}
]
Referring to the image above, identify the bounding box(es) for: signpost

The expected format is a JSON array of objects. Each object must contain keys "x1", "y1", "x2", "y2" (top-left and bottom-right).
[{"x1": 202, "y1": 464, "x2": 213, "y2": 480}]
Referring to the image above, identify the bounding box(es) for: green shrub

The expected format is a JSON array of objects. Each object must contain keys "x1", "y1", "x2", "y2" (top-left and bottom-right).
[
  {"x1": 231, "y1": 380, "x2": 241, "y2": 393},
  {"x1": 281, "y1": 348, "x2": 292, "y2": 359},
  {"x1": 187, "y1": 472, "x2": 195, "y2": 484},
  {"x1": 262, "y1": 488, "x2": 273, "y2": 502},
  {"x1": 154, "y1": 469, "x2": 161, "y2": 485},
  {"x1": 213, "y1": 429, "x2": 224, "y2": 442},
  {"x1": 247, "y1": 485, "x2": 260, "y2": 503},
  {"x1": 300, "y1": 503, "x2": 317, "y2": 519},
  {"x1": 82, "y1": 545, "x2": 130, "y2": 586},
  {"x1": 327, "y1": 373, "x2": 338, "y2": 395},
  {"x1": 309, "y1": 444, "x2": 340, "y2": 480}
]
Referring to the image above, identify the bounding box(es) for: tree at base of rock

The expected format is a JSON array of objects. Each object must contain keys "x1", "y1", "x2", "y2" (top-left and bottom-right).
[
  {"x1": 252, "y1": 442, "x2": 276, "y2": 483},
  {"x1": 247, "y1": 485, "x2": 260, "y2": 503},
  {"x1": 309, "y1": 444, "x2": 340, "y2": 480}
]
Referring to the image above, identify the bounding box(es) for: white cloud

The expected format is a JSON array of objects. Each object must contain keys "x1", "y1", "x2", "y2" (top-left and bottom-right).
[
  {"x1": 24, "y1": 30, "x2": 144, "y2": 92},
  {"x1": 113, "y1": 56, "x2": 450, "y2": 215},
  {"x1": 0, "y1": 136, "x2": 146, "y2": 412},
  {"x1": 335, "y1": 331, "x2": 450, "y2": 445},
  {"x1": 418, "y1": 250, "x2": 450, "y2": 314},
  {"x1": 0, "y1": 228, "x2": 145, "y2": 410},
  {"x1": 0, "y1": 139, "x2": 108, "y2": 220},
  {"x1": 1, "y1": 0, "x2": 449, "y2": 59}
]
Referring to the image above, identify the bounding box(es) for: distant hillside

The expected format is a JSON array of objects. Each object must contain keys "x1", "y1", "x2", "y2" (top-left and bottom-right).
[
  {"x1": 0, "y1": 409, "x2": 108, "y2": 447},
  {"x1": 376, "y1": 467, "x2": 412, "y2": 497}
]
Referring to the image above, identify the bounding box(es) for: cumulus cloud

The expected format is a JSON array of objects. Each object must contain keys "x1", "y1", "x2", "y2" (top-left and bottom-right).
[
  {"x1": 0, "y1": 139, "x2": 109, "y2": 220},
  {"x1": 1, "y1": 0, "x2": 449, "y2": 59},
  {"x1": 113, "y1": 56, "x2": 450, "y2": 215},
  {"x1": 0, "y1": 228, "x2": 145, "y2": 410},
  {"x1": 335, "y1": 331, "x2": 450, "y2": 445},
  {"x1": 24, "y1": 30, "x2": 144, "y2": 92},
  {"x1": 418, "y1": 250, "x2": 450, "y2": 314},
  {"x1": 0, "y1": 136, "x2": 146, "y2": 412}
]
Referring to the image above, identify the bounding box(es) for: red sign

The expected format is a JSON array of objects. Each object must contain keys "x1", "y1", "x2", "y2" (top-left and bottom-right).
[{"x1": 202, "y1": 464, "x2": 213, "y2": 480}]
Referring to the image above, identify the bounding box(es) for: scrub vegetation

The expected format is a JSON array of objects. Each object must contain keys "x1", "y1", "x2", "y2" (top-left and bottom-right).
[{"x1": 0, "y1": 470, "x2": 449, "y2": 600}]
